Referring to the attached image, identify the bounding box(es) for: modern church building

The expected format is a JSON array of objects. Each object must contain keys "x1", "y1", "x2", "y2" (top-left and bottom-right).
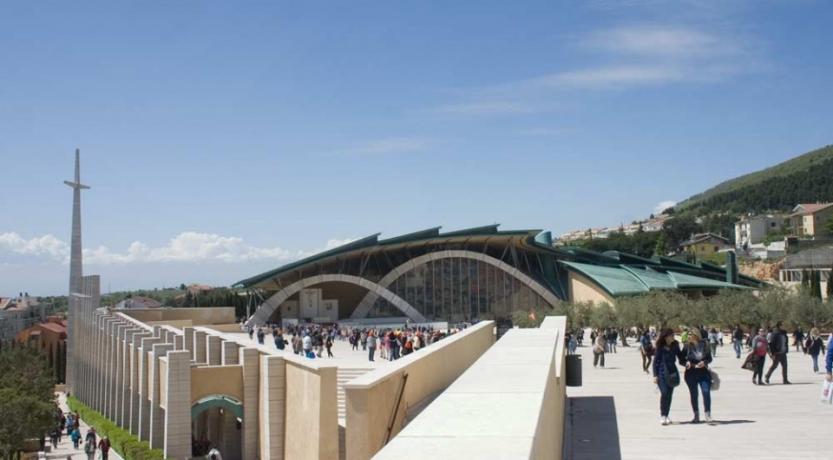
[
  {"x1": 64, "y1": 150, "x2": 762, "y2": 460},
  {"x1": 236, "y1": 226, "x2": 763, "y2": 326}
]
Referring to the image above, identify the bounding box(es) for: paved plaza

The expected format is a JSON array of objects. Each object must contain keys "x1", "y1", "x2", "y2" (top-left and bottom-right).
[
  {"x1": 224, "y1": 331, "x2": 394, "y2": 370},
  {"x1": 567, "y1": 336, "x2": 833, "y2": 459}
]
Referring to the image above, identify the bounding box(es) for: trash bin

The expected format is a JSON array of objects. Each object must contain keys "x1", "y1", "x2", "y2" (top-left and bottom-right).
[{"x1": 566, "y1": 354, "x2": 582, "y2": 387}]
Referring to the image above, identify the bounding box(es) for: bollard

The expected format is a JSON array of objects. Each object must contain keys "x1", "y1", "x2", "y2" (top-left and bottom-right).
[{"x1": 566, "y1": 354, "x2": 582, "y2": 387}]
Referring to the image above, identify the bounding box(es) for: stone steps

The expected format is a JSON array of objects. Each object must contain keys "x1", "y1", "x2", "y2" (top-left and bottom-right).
[{"x1": 337, "y1": 367, "x2": 373, "y2": 422}]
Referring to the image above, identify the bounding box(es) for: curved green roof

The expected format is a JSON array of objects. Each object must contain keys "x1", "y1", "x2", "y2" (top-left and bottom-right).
[
  {"x1": 563, "y1": 261, "x2": 749, "y2": 297},
  {"x1": 562, "y1": 261, "x2": 649, "y2": 295}
]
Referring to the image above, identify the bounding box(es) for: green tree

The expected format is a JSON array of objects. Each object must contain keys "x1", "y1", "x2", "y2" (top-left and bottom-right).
[
  {"x1": 654, "y1": 232, "x2": 669, "y2": 256},
  {"x1": 0, "y1": 346, "x2": 56, "y2": 459},
  {"x1": 827, "y1": 265, "x2": 833, "y2": 302},
  {"x1": 811, "y1": 271, "x2": 823, "y2": 300},
  {"x1": 824, "y1": 216, "x2": 833, "y2": 235}
]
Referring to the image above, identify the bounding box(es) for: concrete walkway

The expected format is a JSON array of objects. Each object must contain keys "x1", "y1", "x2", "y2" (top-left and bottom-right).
[
  {"x1": 566, "y1": 339, "x2": 833, "y2": 460},
  {"x1": 44, "y1": 392, "x2": 123, "y2": 460}
]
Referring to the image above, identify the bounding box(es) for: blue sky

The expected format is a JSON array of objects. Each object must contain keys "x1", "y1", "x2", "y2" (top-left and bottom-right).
[{"x1": 2, "y1": 1, "x2": 832, "y2": 295}]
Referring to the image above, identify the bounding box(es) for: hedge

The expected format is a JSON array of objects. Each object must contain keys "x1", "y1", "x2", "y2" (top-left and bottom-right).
[{"x1": 67, "y1": 396, "x2": 165, "y2": 460}]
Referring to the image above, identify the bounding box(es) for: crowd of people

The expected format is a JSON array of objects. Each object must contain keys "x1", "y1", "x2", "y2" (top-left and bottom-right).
[
  {"x1": 246, "y1": 322, "x2": 460, "y2": 362},
  {"x1": 579, "y1": 322, "x2": 833, "y2": 426},
  {"x1": 43, "y1": 406, "x2": 111, "y2": 459}
]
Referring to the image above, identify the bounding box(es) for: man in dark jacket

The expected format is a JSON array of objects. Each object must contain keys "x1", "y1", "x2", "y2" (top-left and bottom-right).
[{"x1": 765, "y1": 322, "x2": 791, "y2": 385}]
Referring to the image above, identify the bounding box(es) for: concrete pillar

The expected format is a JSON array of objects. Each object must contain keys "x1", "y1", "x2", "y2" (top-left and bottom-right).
[
  {"x1": 183, "y1": 327, "x2": 195, "y2": 360},
  {"x1": 240, "y1": 348, "x2": 260, "y2": 460},
  {"x1": 259, "y1": 355, "x2": 285, "y2": 460},
  {"x1": 207, "y1": 335, "x2": 222, "y2": 366},
  {"x1": 149, "y1": 343, "x2": 175, "y2": 450},
  {"x1": 111, "y1": 323, "x2": 128, "y2": 422},
  {"x1": 164, "y1": 350, "x2": 192, "y2": 460},
  {"x1": 137, "y1": 336, "x2": 163, "y2": 442},
  {"x1": 194, "y1": 330, "x2": 207, "y2": 364},
  {"x1": 285, "y1": 363, "x2": 338, "y2": 460},
  {"x1": 118, "y1": 327, "x2": 140, "y2": 427},
  {"x1": 129, "y1": 331, "x2": 151, "y2": 435},
  {"x1": 222, "y1": 341, "x2": 240, "y2": 365}
]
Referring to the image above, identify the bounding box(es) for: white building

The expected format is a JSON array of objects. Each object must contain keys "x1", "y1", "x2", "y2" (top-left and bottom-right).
[{"x1": 735, "y1": 214, "x2": 784, "y2": 248}]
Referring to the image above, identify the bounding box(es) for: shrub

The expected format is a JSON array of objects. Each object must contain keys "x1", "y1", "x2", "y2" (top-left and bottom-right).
[{"x1": 67, "y1": 396, "x2": 165, "y2": 460}]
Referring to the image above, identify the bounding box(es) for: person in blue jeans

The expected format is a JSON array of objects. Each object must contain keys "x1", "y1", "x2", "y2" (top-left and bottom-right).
[
  {"x1": 806, "y1": 328, "x2": 826, "y2": 373},
  {"x1": 652, "y1": 328, "x2": 683, "y2": 426},
  {"x1": 825, "y1": 334, "x2": 833, "y2": 384},
  {"x1": 732, "y1": 325, "x2": 744, "y2": 359},
  {"x1": 682, "y1": 328, "x2": 713, "y2": 423}
]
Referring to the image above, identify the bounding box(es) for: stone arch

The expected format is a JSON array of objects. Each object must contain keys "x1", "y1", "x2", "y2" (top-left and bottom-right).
[
  {"x1": 247, "y1": 274, "x2": 427, "y2": 326},
  {"x1": 191, "y1": 394, "x2": 244, "y2": 419},
  {"x1": 350, "y1": 249, "x2": 561, "y2": 320}
]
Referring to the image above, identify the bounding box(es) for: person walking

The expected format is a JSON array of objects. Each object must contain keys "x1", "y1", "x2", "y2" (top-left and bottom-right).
[
  {"x1": 639, "y1": 330, "x2": 654, "y2": 373},
  {"x1": 83, "y1": 437, "x2": 96, "y2": 460},
  {"x1": 302, "y1": 333, "x2": 313, "y2": 358},
  {"x1": 653, "y1": 328, "x2": 682, "y2": 425},
  {"x1": 380, "y1": 333, "x2": 388, "y2": 360},
  {"x1": 325, "y1": 336, "x2": 334, "y2": 358},
  {"x1": 70, "y1": 426, "x2": 81, "y2": 449},
  {"x1": 681, "y1": 328, "x2": 713, "y2": 423},
  {"x1": 274, "y1": 331, "x2": 286, "y2": 351},
  {"x1": 593, "y1": 330, "x2": 606, "y2": 368},
  {"x1": 98, "y1": 436, "x2": 111, "y2": 460},
  {"x1": 825, "y1": 332, "x2": 833, "y2": 384},
  {"x1": 732, "y1": 325, "x2": 744, "y2": 359},
  {"x1": 805, "y1": 328, "x2": 826, "y2": 373},
  {"x1": 708, "y1": 328, "x2": 720, "y2": 357},
  {"x1": 793, "y1": 327, "x2": 805, "y2": 353},
  {"x1": 367, "y1": 331, "x2": 377, "y2": 362},
  {"x1": 765, "y1": 322, "x2": 791, "y2": 385},
  {"x1": 50, "y1": 427, "x2": 60, "y2": 449},
  {"x1": 750, "y1": 328, "x2": 768, "y2": 385}
]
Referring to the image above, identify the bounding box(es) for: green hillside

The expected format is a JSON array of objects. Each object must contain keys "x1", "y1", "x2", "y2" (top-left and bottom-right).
[{"x1": 678, "y1": 145, "x2": 833, "y2": 214}]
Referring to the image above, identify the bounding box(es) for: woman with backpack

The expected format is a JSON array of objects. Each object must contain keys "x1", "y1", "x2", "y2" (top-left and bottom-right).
[
  {"x1": 751, "y1": 328, "x2": 768, "y2": 385},
  {"x1": 653, "y1": 328, "x2": 683, "y2": 425},
  {"x1": 681, "y1": 328, "x2": 713, "y2": 423},
  {"x1": 805, "y1": 328, "x2": 826, "y2": 373}
]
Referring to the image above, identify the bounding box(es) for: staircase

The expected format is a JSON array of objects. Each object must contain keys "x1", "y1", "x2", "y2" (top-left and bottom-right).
[
  {"x1": 337, "y1": 367, "x2": 373, "y2": 422},
  {"x1": 337, "y1": 367, "x2": 373, "y2": 460}
]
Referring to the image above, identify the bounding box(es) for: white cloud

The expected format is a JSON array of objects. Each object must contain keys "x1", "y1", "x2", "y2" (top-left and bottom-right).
[
  {"x1": 432, "y1": 24, "x2": 761, "y2": 113},
  {"x1": 0, "y1": 232, "x2": 69, "y2": 260},
  {"x1": 339, "y1": 137, "x2": 430, "y2": 156},
  {"x1": 530, "y1": 65, "x2": 687, "y2": 89},
  {"x1": 584, "y1": 25, "x2": 738, "y2": 58},
  {"x1": 654, "y1": 200, "x2": 677, "y2": 214},
  {"x1": 0, "y1": 231, "x2": 356, "y2": 266}
]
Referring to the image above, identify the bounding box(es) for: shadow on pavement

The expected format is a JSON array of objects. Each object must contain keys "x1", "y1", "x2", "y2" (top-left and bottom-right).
[
  {"x1": 566, "y1": 396, "x2": 622, "y2": 460},
  {"x1": 677, "y1": 419, "x2": 755, "y2": 426}
]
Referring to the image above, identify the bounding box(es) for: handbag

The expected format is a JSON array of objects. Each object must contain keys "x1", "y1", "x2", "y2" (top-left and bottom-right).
[
  {"x1": 741, "y1": 352, "x2": 756, "y2": 371},
  {"x1": 664, "y1": 362, "x2": 680, "y2": 388},
  {"x1": 709, "y1": 370, "x2": 721, "y2": 391},
  {"x1": 821, "y1": 380, "x2": 833, "y2": 404}
]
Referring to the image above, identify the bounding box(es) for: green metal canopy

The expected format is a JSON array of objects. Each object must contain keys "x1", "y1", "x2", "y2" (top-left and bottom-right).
[{"x1": 561, "y1": 261, "x2": 649, "y2": 295}]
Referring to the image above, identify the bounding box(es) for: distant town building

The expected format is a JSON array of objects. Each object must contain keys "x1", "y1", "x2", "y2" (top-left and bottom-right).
[
  {"x1": 15, "y1": 316, "x2": 67, "y2": 383},
  {"x1": 778, "y1": 245, "x2": 831, "y2": 300},
  {"x1": 0, "y1": 293, "x2": 45, "y2": 341},
  {"x1": 678, "y1": 233, "x2": 733, "y2": 258},
  {"x1": 789, "y1": 203, "x2": 833, "y2": 237},
  {"x1": 735, "y1": 214, "x2": 784, "y2": 248},
  {"x1": 743, "y1": 241, "x2": 786, "y2": 260},
  {"x1": 114, "y1": 295, "x2": 162, "y2": 309}
]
